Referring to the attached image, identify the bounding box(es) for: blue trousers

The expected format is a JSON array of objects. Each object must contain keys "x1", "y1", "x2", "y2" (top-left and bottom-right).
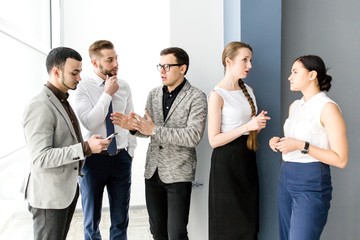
[
  {"x1": 79, "y1": 150, "x2": 132, "y2": 240},
  {"x1": 278, "y1": 161, "x2": 332, "y2": 240},
  {"x1": 145, "y1": 170, "x2": 192, "y2": 240}
]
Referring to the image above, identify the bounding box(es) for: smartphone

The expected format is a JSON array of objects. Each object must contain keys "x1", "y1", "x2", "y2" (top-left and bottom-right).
[{"x1": 106, "y1": 132, "x2": 118, "y2": 140}]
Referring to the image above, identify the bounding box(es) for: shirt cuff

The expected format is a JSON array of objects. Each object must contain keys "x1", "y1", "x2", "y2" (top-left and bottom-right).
[
  {"x1": 127, "y1": 147, "x2": 135, "y2": 158},
  {"x1": 82, "y1": 142, "x2": 92, "y2": 157}
]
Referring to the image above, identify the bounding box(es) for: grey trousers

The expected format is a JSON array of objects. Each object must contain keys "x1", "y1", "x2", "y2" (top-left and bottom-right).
[{"x1": 28, "y1": 186, "x2": 79, "y2": 240}]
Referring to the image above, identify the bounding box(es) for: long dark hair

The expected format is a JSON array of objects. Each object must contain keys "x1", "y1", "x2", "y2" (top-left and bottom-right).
[{"x1": 295, "y1": 55, "x2": 332, "y2": 91}]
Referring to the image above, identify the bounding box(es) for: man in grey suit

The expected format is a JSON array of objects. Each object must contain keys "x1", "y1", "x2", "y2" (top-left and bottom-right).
[
  {"x1": 112, "y1": 47, "x2": 207, "y2": 240},
  {"x1": 22, "y1": 47, "x2": 110, "y2": 240}
]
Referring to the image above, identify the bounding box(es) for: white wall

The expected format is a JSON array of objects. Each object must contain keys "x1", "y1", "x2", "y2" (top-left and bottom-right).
[
  {"x1": 170, "y1": 0, "x2": 224, "y2": 238},
  {"x1": 63, "y1": 1, "x2": 224, "y2": 238},
  {"x1": 62, "y1": 0, "x2": 170, "y2": 206}
]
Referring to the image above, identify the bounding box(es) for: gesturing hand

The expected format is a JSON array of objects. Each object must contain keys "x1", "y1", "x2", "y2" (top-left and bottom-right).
[
  {"x1": 246, "y1": 110, "x2": 271, "y2": 132},
  {"x1": 129, "y1": 110, "x2": 156, "y2": 136},
  {"x1": 111, "y1": 112, "x2": 134, "y2": 130}
]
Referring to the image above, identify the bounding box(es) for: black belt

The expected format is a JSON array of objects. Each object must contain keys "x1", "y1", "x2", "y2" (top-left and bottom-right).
[{"x1": 98, "y1": 148, "x2": 125, "y2": 156}]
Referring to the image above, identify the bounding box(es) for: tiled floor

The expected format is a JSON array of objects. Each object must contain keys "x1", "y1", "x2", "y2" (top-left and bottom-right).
[
  {"x1": 0, "y1": 149, "x2": 152, "y2": 240},
  {"x1": 0, "y1": 205, "x2": 152, "y2": 240}
]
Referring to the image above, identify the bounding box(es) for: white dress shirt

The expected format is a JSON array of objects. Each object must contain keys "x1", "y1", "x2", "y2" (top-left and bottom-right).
[{"x1": 69, "y1": 71, "x2": 136, "y2": 156}]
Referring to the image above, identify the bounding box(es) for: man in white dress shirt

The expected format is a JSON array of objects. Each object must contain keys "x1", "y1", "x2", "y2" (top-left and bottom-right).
[{"x1": 70, "y1": 40, "x2": 136, "y2": 240}]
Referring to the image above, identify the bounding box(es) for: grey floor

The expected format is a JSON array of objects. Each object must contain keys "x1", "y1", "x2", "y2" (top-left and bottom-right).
[{"x1": 0, "y1": 205, "x2": 152, "y2": 240}]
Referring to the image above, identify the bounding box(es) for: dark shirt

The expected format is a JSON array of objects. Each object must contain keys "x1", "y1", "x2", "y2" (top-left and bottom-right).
[
  {"x1": 162, "y1": 79, "x2": 186, "y2": 120},
  {"x1": 129, "y1": 79, "x2": 187, "y2": 136},
  {"x1": 45, "y1": 82, "x2": 91, "y2": 157}
]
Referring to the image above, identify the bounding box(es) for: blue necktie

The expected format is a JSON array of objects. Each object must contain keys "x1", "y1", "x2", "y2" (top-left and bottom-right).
[{"x1": 106, "y1": 102, "x2": 117, "y2": 155}]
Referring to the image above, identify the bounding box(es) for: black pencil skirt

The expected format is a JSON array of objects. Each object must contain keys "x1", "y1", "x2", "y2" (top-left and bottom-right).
[{"x1": 208, "y1": 135, "x2": 259, "y2": 240}]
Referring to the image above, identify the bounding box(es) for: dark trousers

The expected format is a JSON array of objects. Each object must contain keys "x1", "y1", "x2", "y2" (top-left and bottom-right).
[
  {"x1": 28, "y1": 185, "x2": 79, "y2": 240},
  {"x1": 278, "y1": 162, "x2": 332, "y2": 240},
  {"x1": 79, "y1": 149, "x2": 132, "y2": 240},
  {"x1": 145, "y1": 170, "x2": 192, "y2": 240},
  {"x1": 208, "y1": 136, "x2": 259, "y2": 240}
]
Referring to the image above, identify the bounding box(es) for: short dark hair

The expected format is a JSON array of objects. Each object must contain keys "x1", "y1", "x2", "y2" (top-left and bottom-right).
[
  {"x1": 160, "y1": 47, "x2": 190, "y2": 75},
  {"x1": 295, "y1": 55, "x2": 332, "y2": 92},
  {"x1": 46, "y1": 47, "x2": 82, "y2": 74},
  {"x1": 88, "y1": 40, "x2": 114, "y2": 59}
]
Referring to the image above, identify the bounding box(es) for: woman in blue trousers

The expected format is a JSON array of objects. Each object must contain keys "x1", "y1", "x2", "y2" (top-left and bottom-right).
[{"x1": 269, "y1": 55, "x2": 348, "y2": 240}]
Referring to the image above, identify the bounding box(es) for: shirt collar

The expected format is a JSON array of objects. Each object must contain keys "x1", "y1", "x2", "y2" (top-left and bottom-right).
[
  {"x1": 46, "y1": 81, "x2": 69, "y2": 101},
  {"x1": 91, "y1": 70, "x2": 107, "y2": 87},
  {"x1": 162, "y1": 78, "x2": 187, "y2": 94},
  {"x1": 300, "y1": 91, "x2": 326, "y2": 107}
]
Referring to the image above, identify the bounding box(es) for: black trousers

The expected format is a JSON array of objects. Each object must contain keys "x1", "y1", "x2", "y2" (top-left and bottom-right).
[
  {"x1": 145, "y1": 170, "x2": 192, "y2": 240},
  {"x1": 29, "y1": 185, "x2": 79, "y2": 240}
]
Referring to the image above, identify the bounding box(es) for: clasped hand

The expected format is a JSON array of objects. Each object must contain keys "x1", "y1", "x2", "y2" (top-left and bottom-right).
[{"x1": 269, "y1": 137, "x2": 302, "y2": 153}]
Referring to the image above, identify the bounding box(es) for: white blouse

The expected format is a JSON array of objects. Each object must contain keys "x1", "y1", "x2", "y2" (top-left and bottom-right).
[
  {"x1": 283, "y1": 92, "x2": 337, "y2": 163},
  {"x1": 213, "y1": 85, "x2": 257, "y2": 134}
]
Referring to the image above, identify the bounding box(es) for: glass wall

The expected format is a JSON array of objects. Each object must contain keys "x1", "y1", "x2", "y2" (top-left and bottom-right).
[
  {"x1": 0, "y1": 0, "x2": 54, "y2": 238},
  {"x1": 0, "y1": 0, "x2": 53, "y2": 157}
]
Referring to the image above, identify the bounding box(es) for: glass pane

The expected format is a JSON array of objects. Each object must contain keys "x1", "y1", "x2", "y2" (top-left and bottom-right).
[
  {"x1": 0, "y1": 0, "x2": 51, "y2": 48},
  {"x1": 0, "y1": 33, "x2": 47, "y2": 157}
]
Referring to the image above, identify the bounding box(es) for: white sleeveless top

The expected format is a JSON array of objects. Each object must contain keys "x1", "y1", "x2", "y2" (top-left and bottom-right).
[
  {"x1": 283, "y1": 92, "x2": 337, "y2": 163},
  {"x1": 213, "y1": 85, "x2": 258, "y2": 134}
]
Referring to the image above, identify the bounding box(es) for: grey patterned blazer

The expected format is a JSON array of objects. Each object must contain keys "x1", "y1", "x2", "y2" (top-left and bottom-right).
[{"x1": 135, "y1": 80, "x2": 207, "y2": 184}]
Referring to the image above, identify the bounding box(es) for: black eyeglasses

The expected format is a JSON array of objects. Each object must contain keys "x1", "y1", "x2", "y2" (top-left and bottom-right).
[{"x1": 156, "y1": 63, "x2": 183, "y2": 72}]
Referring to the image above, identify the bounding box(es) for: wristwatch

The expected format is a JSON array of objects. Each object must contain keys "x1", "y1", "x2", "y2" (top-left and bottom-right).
[{"x1": 301, "y1": 141, "x2": 310, "y2": 154}]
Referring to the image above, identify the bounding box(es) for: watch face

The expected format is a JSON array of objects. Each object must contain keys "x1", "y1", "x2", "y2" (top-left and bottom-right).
[{"x1": 301, "y1": 149, "x2": 309, "y2": 154}]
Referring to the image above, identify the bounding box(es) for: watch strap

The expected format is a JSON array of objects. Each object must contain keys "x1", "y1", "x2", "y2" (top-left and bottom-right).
[{"x1": 301, "y1": 141, "x2": 310, "y2": 154}]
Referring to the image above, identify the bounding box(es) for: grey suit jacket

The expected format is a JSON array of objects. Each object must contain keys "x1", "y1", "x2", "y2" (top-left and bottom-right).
[
  {"x1": 135, "y1": 80, "x2": 207, "y2": 184},
  {"x1": 22, "y1": 86, "x2": 84, "y2": 209}
]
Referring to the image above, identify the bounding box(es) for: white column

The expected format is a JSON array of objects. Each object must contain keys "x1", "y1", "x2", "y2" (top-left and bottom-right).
[{"x1": 170, "y1": 1, "x2": 224, "y2": 238}]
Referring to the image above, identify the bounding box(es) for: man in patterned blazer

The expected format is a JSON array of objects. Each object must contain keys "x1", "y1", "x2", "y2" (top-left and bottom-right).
[{"x1": 111, "y1": 47, "x2": 207, "y2": 240}]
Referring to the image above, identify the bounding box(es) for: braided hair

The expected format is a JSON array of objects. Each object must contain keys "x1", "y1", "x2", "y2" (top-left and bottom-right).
[
  {"x1": 238, "y1": 79, "x2": 258, "y2": 150},
  {"x1": 222, "y1": 41, "x2": 258, "y2": 150}
]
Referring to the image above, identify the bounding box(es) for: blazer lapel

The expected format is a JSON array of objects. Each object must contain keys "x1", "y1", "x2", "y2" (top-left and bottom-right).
[
  {"x1": 153, "y1": 87, "x2": 165, "y2": 123},
  {"x1": 164, "y1": 81, "x2": 190, "y2": 123},
  {"x1": 43, "y1": 87, "x2": 78, "y2": 140}
]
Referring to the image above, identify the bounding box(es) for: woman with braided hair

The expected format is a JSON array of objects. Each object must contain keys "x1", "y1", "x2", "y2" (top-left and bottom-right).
[
  {"x1": 269, "y1": 55, "x2": 348, "y2": 240},
  {"x1": 208, "y1": 41, "x2": 270, "y2": 240}
]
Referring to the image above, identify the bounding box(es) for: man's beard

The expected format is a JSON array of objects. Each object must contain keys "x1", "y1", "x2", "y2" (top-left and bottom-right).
[
  {"x1": 61, "y1": 75, "x2": 76, "y2": 90},
  {"x1": 99, "y1": 65, "x2": 115, "y2": 77}
]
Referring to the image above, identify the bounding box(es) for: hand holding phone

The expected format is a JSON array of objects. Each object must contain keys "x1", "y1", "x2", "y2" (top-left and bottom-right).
[{"x1": 106, "y1": 132, "x2": 118, "y2": 140}]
